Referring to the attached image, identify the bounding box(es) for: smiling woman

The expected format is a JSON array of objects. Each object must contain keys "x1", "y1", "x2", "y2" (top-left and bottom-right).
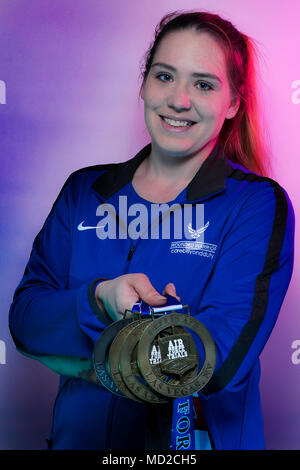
[
  {"x1": 139, "y1": 11, "x2": 270, "y2": 176},
  {"x1": 9, "y1": 10, "x2": 294, "y2": 451},
  {"x1": 137, "y1": 29, "x2": 240, "y2": 197}
]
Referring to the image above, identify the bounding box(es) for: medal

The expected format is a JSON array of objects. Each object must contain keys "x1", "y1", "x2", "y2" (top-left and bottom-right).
[
  {"x1": 137, "y1": 312, "x2": 216, "y2": 398},
  {"x1": 92, "y1": 294, "x2": 216, "y2": 407},
  {"x1": 118, "y1": 319, "x2": 169, "y2": 404},
  {"x1": 93, "y1": 318, "x2": 132, "y2": 396},
  {"x1": 108, "y1": 319, "x2": 147, "y2": 402}
]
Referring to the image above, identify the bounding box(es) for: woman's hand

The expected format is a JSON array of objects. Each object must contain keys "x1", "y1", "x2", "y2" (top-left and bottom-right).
[{"x1": 95, "y1": 273, "x2": 180, "y2": 322}]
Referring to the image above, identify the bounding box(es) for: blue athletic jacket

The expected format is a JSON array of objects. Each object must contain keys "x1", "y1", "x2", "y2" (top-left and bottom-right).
[{"x1": 9, "y1": 142, "x2": 295, "y2": 450}]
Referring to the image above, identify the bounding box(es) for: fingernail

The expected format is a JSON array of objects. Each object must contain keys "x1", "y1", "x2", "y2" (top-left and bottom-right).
[{"x1": 155, "y1": 294, "x2": 166, "y2": 300}]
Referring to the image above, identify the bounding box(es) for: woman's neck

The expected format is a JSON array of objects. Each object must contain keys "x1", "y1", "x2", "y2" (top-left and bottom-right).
[{"x1": 132, "y1": 140, "x2": 217, "y2": 203}]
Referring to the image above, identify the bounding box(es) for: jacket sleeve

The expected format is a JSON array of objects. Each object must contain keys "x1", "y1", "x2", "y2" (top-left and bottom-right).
[
  {"x1": 195, "y1": 181, "x2": 295, "y2": 398},
  {"x1": 8, "y1": 173, "x2": 110, "y2": 377}
]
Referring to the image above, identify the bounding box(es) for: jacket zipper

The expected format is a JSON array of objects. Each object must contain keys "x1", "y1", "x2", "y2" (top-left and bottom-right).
[
  {"x1": 127, "y1": 245, "x2": 135, "y2": 261},
  {"x1": 125, "y1": 203, "x2": 185, "y2": 267}
]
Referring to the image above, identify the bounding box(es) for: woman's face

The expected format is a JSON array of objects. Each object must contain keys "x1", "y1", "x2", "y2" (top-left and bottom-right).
[{"x1": 141, "y1": 28, "x2": 240, "y2": 159}]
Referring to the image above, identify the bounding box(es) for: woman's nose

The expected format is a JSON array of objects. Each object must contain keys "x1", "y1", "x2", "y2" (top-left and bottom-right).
[{"x1": 167, "y1": 83, "x2": 191, "y2": 111}]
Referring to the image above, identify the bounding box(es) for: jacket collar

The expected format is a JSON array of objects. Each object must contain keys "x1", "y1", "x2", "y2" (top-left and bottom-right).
[{"x1": 92, "y1": 142, "x2": 230, "y2": 202}]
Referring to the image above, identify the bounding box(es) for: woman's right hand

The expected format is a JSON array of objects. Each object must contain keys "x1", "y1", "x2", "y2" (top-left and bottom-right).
[{"x1": 94, "y1": 273, "x2": 179, "y2": 322}]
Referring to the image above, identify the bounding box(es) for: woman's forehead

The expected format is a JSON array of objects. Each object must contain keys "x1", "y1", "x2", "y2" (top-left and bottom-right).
[{"x1": 152, "y1": 29, "x2": 227, "y2": 77}]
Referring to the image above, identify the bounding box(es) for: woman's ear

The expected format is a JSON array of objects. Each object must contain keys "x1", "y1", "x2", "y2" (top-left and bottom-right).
[
  {"x1": 226, "y1": 94, "x2": 241, "y2": 119},
  {"x1": 140, "y1": 81, "x2": 145, "y2": 101}
]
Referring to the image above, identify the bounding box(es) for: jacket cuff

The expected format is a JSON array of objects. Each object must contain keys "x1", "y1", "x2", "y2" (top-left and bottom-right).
[
  {"x1": 77, "y1": 278, "x2": 111, "y2": 343},
  {"x1": 88, "y1": 278, "x2": 112, "y2": 327}
]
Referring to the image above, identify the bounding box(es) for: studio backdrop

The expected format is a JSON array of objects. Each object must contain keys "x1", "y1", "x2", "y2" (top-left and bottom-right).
[{"x1": 0, "y1": 0, "x2": 299, "y2": 450}]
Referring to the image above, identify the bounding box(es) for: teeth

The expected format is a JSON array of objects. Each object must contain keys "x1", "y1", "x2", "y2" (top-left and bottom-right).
[{"x1": 163, "y1": 117, "x2": 193, "y2": 127}]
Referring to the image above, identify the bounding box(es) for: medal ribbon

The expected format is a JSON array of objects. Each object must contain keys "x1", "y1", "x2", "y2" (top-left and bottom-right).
[
  {"x1": 131, "y1": 295, "x2": 183, "y2": 317},
  {"x1": 132, "y1": 294, "x2": 196, "y2": 451},
  {"x1": 170, "y1": 396, "x2": 195, "y2": 450}
]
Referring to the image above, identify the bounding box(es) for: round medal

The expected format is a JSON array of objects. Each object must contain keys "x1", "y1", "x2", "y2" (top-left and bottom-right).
[
  {"x1": 137, "y1": 313, "x2": 216, "y2": 398},
  {"x1": 93, "y1": 318, "x2": 132, "y2": 396},
  {"x1": 118, "y1": 320, "x2": 170, "y2": 404},
  {"x1": 108, "y1": 319, "x2": 147, "y2": 402}
]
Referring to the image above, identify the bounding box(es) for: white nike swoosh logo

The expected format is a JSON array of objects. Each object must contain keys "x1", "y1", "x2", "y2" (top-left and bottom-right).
[{"x1": 77, "y1": 221, "x2": 104, "y2": 231}]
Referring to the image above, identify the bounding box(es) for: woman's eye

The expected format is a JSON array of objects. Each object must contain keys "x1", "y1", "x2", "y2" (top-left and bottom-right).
[
  {"x1": 196, "y1": 81, "x2": 213, "y2": 91},
  {"x1": 156, "y1": 73, "x2": 173, "y2": 82},
  {"x1": 155, "y1": 74, "x2": 213, "y2": 91}
]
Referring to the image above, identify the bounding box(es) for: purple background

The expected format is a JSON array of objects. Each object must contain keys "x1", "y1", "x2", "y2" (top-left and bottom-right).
[{"x1": 0, "y1": 0, "x2": 299, "y2": 449}]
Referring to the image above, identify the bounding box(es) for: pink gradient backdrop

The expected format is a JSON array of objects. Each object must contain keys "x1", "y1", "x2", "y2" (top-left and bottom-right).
[{"x1": 0, "y1": 0, "x2": 299, "y2": 449}]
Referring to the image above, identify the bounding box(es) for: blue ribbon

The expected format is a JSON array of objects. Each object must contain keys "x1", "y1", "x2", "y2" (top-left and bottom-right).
[
  {"x1": 131, "y1": 293, "x2": 183, "y2": 317},
  {"x1": 170, "y1": 396, "x2": 195, "y2": 450},
  {"x1": 132, "y1": 295, "x2": 196, "y2": 450}
]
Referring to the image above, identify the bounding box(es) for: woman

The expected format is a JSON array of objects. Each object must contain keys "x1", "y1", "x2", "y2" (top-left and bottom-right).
[{"x1": 9, "y1": 11, "x2": 294, "y2": 450}]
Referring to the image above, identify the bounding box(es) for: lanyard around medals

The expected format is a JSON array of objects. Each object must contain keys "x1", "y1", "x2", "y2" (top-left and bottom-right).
[{"x1": 131, "y1": 294, "x2": 196, "y2": 451}]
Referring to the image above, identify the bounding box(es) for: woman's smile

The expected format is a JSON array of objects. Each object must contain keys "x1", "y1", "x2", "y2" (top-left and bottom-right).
[{"x1": 159, "y1": 114, "x2": 197, "y2": 133}]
